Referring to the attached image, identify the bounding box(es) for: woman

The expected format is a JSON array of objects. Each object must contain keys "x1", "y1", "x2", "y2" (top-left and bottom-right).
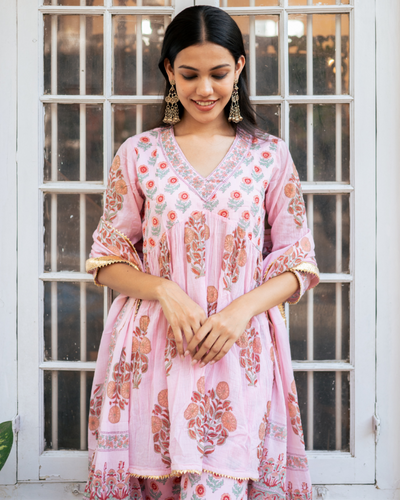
[{"x1": 84, "y1": 6, "x2": 319, "y2": 500}]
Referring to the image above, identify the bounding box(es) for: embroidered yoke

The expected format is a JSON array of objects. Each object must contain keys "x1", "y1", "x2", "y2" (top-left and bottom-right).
[{"x1": 84, "y1": 126, "x2": 319, "y2": 500}]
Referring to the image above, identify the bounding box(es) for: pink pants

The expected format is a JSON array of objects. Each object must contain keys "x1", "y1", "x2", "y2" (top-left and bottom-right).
[{"x1": 135, "y1": 472, "x2": 249, "y2": 500}]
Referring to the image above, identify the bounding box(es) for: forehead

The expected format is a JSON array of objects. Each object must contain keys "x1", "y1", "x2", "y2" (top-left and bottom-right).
[{"x1": 174, "y1": 42, "x2": 235, "y2": 68}]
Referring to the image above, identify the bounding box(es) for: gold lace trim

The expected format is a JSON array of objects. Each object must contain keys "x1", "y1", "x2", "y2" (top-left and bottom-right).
[
  {"x1": 86, "y1": 256, "x2": 141, "y2": 287},
  {"x1": 290, "y1": 262, "x2": 320, "y2": 283},
  {"x1": 130, "y1": 469, "x2": 257, "y2": 481},
  {"x1": 103, "y1": 220, "x2": 142, "y2": 267},
  {"x1": 277, "y1": 302, "x2": 287, "y2": 324}
]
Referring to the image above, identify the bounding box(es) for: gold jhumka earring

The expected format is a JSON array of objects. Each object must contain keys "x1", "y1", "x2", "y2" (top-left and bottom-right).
[
  {"x1": 228, "y1": 79, "x2": 243, "y2": 124},
  {"x1": 163, "y1": 80, "x2": 180, "y2": 125}
]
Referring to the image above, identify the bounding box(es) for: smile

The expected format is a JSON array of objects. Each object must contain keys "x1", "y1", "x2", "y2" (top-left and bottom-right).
[{"x1": 194, "y1": 100, "x2": 217, "y2": 106}]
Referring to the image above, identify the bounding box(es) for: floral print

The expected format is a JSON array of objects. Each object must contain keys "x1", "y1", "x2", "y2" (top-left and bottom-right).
[
  {"x1": 288, "y1": 380, "x2": 305, "y2": 445},
  {"x1": 86, "y1": 127, "x2": 319, "y2": 497},
  {"x1": 185, "y1": 211, "x2": 209, "y2": 279},
  {"x1": 184, "y1": 379, "x2": 237, "y2": 458},
  {"x1": 152, "y1": 389, "x2": 171, "y2": 467}
]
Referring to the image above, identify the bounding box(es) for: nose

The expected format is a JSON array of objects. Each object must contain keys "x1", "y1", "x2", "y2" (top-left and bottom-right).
[{"x1": 196, "y1": 77, "x2": 213, "y2": 97}]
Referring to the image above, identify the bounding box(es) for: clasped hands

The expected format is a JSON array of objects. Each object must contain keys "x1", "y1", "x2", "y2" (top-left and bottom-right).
[{"x1": 158, "y1": 280, "x2": 253, "y2": 368}]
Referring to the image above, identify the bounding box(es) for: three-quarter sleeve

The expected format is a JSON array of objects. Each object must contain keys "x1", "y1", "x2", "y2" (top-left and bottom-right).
[
  {"x1": 86, "y1": 138, "x2": 145, "y2": 286},
  {"x1": 261, "y1": 140, "x2": 319, "y2": 303}
]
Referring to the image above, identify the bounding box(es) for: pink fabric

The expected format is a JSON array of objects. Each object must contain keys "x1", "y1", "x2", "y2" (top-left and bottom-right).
[{"x1": 84, "y1": 126, "x2": 318, "y2": 500}]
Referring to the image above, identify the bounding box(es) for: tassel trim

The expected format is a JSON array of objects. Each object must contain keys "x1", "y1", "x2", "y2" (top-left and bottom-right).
[{"x1": 129, "y1": 469, "x2": 258, "y2": 481}]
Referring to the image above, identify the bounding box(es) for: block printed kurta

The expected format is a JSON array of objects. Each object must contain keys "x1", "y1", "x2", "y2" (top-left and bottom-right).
[{"x1": 84, "y1": 126, "x2": 320, "y2": 500}]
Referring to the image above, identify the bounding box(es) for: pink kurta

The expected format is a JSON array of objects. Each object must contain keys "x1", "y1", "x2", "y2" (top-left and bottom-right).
[{"x1": 84, "y1": 126, "x2": 319, "y2": 500}]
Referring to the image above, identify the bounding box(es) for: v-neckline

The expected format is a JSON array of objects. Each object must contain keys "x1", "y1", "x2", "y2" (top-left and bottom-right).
[{"x1": 160, "y1": 126, "x2": 251, "y2": 202}]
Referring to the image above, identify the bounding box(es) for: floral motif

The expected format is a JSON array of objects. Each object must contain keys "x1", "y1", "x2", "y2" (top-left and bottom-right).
[
  {"x1": 97, "y1": 432, "x2": 129, "y2": 450},
  {"x1": 257, "y1": 401, "x2": 271, "y2": 461},
  {"x1": 88, "y1": 383, "x2": 104, "y2": 439},
  {"x1": 156, "y1": 160, "x2": 170, "y2": 179},
  {"x1": 288, "y1": 380, "x2": 304, "y2": 445},
  {"x1": 240, "y1": 176, "x2": 254, "y2": 194},
  {"x1": 84, "y1": 461, "x2": 131, "y2": 500},
  {"x1": 175, "y1": 191, "x2": 192, "y2": 213},
  {"x1": 203, "y1": 193, "x2": 219, "y2": 211},
  {"x1": 236, "y1": 322, "x2": 262, "y2": 386},
  {"x1": 185, "y1": 211, "x2": 209, "y2": 279},
  {"x1": 251, "y1": 165, "x2": 264, "y2": 183},
  {"x1": 285, "y1": 166, "x2": 306, "y2": 229},
  {"x1": 184, "y1": 379, "x2": 237, "y2": 457},
  {"x1": 107, "y1": 347, "x2": 131, "y2": 424},
  {"x1": 96, "y1": 218, "x2": 140, "y2": 267},
  {"x1": 151, "y1": 389, "x2": 171, "y2": 467},
  {"x1": 164, "y1": 326, "x2": 177, "y2": 377},
  {"x1": 207, "y1": 286, "x2": 218, "y2": 317},
  {"x1": 287, "y1": 482, "x2": 312, "y2": 500},
  {"x1": 138, "y1": 135, "x2": 152, "y2": 151},
  {"x1": 103, "y1": 155, "x2": 127, "y2": 222},
  {"x1": 222, "y1": 226, "x2": 247, "y2": 292},
  {"x1": 158, "y1": 233, "x2": 171, "y2": 280},
  {"x1": 160, "y1": 127, "x2": 250, "y2": 201},
  {"x1": 266, "y1": 240, "x2": 314, "y2": 282},
  {"x1": 165, "y1": 176, "x2": 181, "y2": 194},
  {"x1": 227, "y1": 190, "x2": 244, "y2": 211},
  {"x1": 206, "y1": 473, "x2": 225, "y2": 493},
  {"x1": 155, "y1": 193, "x2": 167, "y2": 215},
  {"x1": 287, "y1": 453, "x2": 309, "y2": 471},
  {"x1": 131, "y1": 315, "x2": 152, "y2": 389},
  {"x1": 257, "y1": 450, "x2": 286, "y2": 493},
  {"x1": 259, "y1": 151, "x2": 274, "y2": 168}
]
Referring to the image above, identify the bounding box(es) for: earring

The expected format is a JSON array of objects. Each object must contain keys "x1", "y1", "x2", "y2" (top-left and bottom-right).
[
  {"x1": 163, "y1": 80, "x2": 180, "y2": 125},
  {"x1": 228, "y1": 79, "x2": 243, "y2": 124}
]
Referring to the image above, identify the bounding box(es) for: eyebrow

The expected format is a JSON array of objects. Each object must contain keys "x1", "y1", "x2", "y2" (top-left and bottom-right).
[{"x1": 177, "y1": 64, "x2": 231, "y2": 71}]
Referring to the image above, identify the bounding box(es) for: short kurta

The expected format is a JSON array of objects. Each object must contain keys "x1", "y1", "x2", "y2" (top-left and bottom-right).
[{"x1": 84, "y1": 126, "x2": 319, "y2": 500}]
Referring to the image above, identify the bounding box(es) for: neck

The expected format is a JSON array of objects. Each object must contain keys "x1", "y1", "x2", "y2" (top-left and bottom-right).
[{"x1": 174, "y1": 111, "x2": 235, "y2": 138}]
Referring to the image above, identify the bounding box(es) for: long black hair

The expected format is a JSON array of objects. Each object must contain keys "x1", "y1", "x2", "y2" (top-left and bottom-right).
[{"x1": 157, "y1": 5, "x2": 263, "y2": 138}]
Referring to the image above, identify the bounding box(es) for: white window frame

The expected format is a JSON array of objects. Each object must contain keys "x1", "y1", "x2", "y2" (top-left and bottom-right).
[{"x1": 2, "y1": 0, "x2": 400, "y2": 497}]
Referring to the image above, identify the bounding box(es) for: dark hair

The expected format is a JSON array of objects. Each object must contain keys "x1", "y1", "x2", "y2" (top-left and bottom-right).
[{"x1": 157, "y1": 5, "x2": 264, "y2": 138}]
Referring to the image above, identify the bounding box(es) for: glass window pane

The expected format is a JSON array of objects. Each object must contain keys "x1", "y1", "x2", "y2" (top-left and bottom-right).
[
  {"x1": 310, "y1": 194, "x2": 350, "y2": 274},
  {"x1": 232, "y1": 15, "x2": 280, "y2": 96},
  {"x1": 254, "y1": 104, "x2": 280, "y2": 137},
  {"x1": 44, "y1": 370, "x2": 94, "y2": 450},
  {"x1": 295, "y1": 371, "x2": 350, "y2": 451},
  {"x1": 44, "y1": 103, "x2": 103, "y2": 182},
  {"x1": 44, "y1": 193, "x2": 103, "y2": 272},
  {"x1": 113, "y1": 104, "x2": 161, "y2": 153},
  {"x1": 44, "y1": 0, "x2": 103, "y2": 5},
  {"x1": 289, "y1": 0, "x2": 349, "y2": 4},
  {"x1": 289, "y1": 14, "x2": 349, "y2": 95},
  {"x1": 289, "y1": 103, "x2": 350, "y2": 182},
  {"x1": 289, "y1": 283, "x2": 350, "y2": 361},
  {"x1": 113, "y1": 15, "x2": 170, "y2": 95},
  {"x1": 44, "y1": 282, "x2": 104, "y2": 362},
  {"x1": 44, "y1": 15, "x2": 103, "y2": 95},
  {"x1": 114, "y1": 0, "x2": 171, "y2": 6}
]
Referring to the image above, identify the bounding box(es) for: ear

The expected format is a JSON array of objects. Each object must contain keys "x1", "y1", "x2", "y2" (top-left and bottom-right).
[
  {"x1": 164, "y1": 58, "x2": 175, "y2": 82},
  {"x1": 235, "y1": 55, "x2": 246, "y2": 80}
]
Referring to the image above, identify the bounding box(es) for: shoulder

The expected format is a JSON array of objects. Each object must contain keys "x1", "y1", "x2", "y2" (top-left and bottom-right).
[{"x1": 117, "y1": 127, "x2": 165, "y2": 157}]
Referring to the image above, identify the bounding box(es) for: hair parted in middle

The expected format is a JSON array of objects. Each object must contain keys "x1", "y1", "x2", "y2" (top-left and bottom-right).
[{"x1": 157, "y1": 5, "x2": 266, "y2": 138}]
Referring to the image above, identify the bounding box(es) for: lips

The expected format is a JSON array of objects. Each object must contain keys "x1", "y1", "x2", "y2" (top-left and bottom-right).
[
  {"x1": 194, "y1": 100, "x2": 217, "y2": 106},
  {"x1": 192, "y1": 99, "x2": 218, "y2": 111}
]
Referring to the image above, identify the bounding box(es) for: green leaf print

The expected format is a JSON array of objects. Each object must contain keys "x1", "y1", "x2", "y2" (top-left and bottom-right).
[
  {"x1": 206, "y1": 474, "x2": 224, "y2": 493},
  {"x1": 0, "y1": 421, "x2": 13, "y2": 472},
  {"x1": 232, "y1": 481, "x2": 245, "y2": 499}
]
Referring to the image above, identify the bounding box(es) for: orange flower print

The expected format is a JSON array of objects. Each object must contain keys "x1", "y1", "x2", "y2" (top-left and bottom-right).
[
  {"x1": 218, "y1": 209, "x2": 229, "y2": 218},
  {"x1": 221, "y1": 411, "x2": 237, "y2": 432},
  {"x1": 167, "y1": 210, "x2": 177, "y2": 221},
  {"x1": 152, "y1": 389, "x2": 171, "y2": 466},
  {"x1": 115, "y1": 179, "x2": 127, "y2": 195},
  {"x1": 111, "y1": 155, "x2": 120, "y2": 171},
  {"x1": 222, "y1": 226, "x2": 247, "y2": 292},
  {"x1": 284, "y1": 183, "x2": 296, "y2": 198},
  {"x1": 184, "y1": 227, "x2": 195, "y2": 245},
  {"x1": 221, "y1": 494, "x2": 231, "y2": 500},
  {"x1": 108, "y1": 405, "x2": 121, "y2": 424},
  {"x1": 132, "y1": 316, "x2": 152, "y2": 389},
  {"x1": 301, "y1": 237, "x2": 311, "y2": 252},
  {"x1": 227, "y1": 190, "x2": 244, "y2": 211},
  {"x1": 185, "y1": 382, "x2": 236, "y2": 457},
  {"x1": 207, "y1": 286, "x2": 218, "y2": 316},
  {"x1": 185, "y1": 212, "x2": 208, "y2": 278},
  {"x1": 140, "y1": 315, "x2": 150, "y2": 331},
  {"x1": 288, "y1": 380, "x2": 305, "y2": 445},
  {"x1": 195, "y1": 484, "x2": 206, "y2": 497},
  {"x1": 107, "y1": 381, "x2": 116, "y2": 398},
  {"x1": 197, "y1": 376, "x2": 205, "y2": 395},
  {"x1": 88, "y1": 415, "x2": 99, "y2": 431},
  {"x1": 237, "y1": 324, "x2": 262, "y2": 386},
  {"x1": 237, "y1": 249, "x2": 247, "y2": 267},
  {"x1": 224, "y1": 234, "x2": 234, "y2": 252}
]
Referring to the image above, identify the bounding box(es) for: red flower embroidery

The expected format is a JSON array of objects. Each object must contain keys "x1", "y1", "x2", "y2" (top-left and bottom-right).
[
  {"x1": 253, "y1": 195, "x2": 260, "y2": 204},
  {"x1": 159, "y1": 161, "x2": 167, "y2": 169},
  {"x1": 151, "y1": 149, "x2": 157, "y2": 157},
  {"x1": 262, "y1": 151, "x2": 271, "y2": 160},
  {"x1": 218, "y1": 209, "x2": 229, "y2": 218},
  {"x1": 152, "y1": 216, "x2": 159, "y2": 227},
  {"x1": 139, "y1": 165, "x2": 148, "y2": 174},
  {"x1": 242, "y1": 177, "x2": 252, "y2": 185},
  {"x1": 146, "y1": 180, "x2": 155, "y2": 189},
  {"x1": 263, "y1": 180, "x2": 268, "y2": 189},
  {"x1": 140, "y1": 136, "x2": 150, "y2": 143},
  {"x1": 148, "y1": 238, "x2": 156, "y2": 247},
  {"x1": 254, "y1": 166, "x2": 261, "y2": 173},
  {"x1": 156, "y1": 194, "x2": 165, "y2": 203},
  {"x1": 231, "y1": 190, "x2": 241, "y2": 200},
  {"x1": 195, "y1": 484, "x2": 206, "y2": 497},
  {"x1": 167, "y1": 210, "x2": 177, "y2": 221},
  {"x1": 242, "y1": 210, "x2": 250, "y2": 221},
  {"x1": 168, "y1": 176, "x2": 178, "y2": 184},
  {"x1": 284, "y1": 183, "x2": 296, "y2": 198},
  {"x1": 179, "y1": 191, "x2": 189, "y2": 201}
]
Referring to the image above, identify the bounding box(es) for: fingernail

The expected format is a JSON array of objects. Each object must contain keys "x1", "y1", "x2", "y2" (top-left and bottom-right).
[
  {"x1": 184, "y1": 350, "x2": 189, "y2": 357},
  {"x1": 191, "y1": 359, "x2": 198, "y2": 366},
  {"x1": 199, "y1": 362, "x2": 205, "y2": 368},
  {"x1": 180, "y1": 354, "x2": 185, "y2": 360},
  {"x1": 209, "y1": 360, "x2": 215, "y2": 365}
]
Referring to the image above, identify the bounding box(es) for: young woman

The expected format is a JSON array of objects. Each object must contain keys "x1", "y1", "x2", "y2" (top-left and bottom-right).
[{"x1": 84, "y1": 6, "x2": 319, "y2": 500}]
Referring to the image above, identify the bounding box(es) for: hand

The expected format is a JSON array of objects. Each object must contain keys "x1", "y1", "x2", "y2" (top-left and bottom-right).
[
  {"x1": 185, "y1": 299, "x2": 252, "y2": 367},
  {"x1": 157, "y1": 280, "x2": 207, "y2": 358}
]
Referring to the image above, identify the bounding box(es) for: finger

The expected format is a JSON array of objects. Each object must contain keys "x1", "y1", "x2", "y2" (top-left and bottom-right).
[
  {"x1": 172, "y1": 326, "x2": 184, "y2": 358},
  {"x1": 182, "y1": 325, "x2": 194, "y2": 354},
  {"x1": 200, "y1": 336, "x2": 227, "y2": 365},
  {"x1": 186, "y1": 321, "x2": 212, "y2": 356},
  {"x1": 193, "y1": 331, "x2": 220, "y2": 363},
  {"x1": 209, "y1": 338, "x2": 236, "y2": 364}
]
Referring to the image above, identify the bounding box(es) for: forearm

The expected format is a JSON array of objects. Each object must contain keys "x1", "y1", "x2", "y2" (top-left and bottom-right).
[
  {"x1": 232, "y1": 271, "x2": 299, "y2": 318},
  {"x1": 97, "y1": 263, "x2": 169, "y2": 301}
]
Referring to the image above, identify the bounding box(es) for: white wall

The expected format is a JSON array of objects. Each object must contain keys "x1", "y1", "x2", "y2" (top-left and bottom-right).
[{"x1": 376, "y1": 0, "x2": 400, "y2": 492}]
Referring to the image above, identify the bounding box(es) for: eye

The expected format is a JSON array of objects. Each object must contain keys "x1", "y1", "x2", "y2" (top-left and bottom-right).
[
  {"x1": 212, "y1": 73, "x2": 228, "y2": 80},
  {"x1": 181, "y1": 74, "x2": 197, "y2": 80}
]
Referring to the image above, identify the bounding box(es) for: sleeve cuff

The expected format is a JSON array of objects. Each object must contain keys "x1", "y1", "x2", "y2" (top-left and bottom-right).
[{"x1": 287, "y1": 262, "x2": 320, "y2": 305}]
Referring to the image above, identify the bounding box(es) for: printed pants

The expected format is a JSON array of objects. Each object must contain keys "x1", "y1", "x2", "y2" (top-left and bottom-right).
[{"x1": 137, "y1": 472, "x2": 249, "y2": 500}]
